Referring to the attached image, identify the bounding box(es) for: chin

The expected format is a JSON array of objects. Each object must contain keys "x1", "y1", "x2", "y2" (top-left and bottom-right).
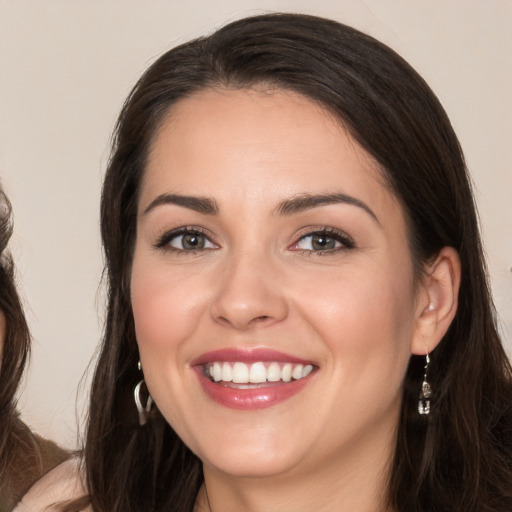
[
  {"x1": 189, "y1": 428, "x2": 304, "y2": 479},
  {"x1": 201, "y1": 451, "x2": 299, "y2": 479}
]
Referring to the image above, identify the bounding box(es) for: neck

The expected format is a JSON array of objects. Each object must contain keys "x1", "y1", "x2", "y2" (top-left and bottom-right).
[{"x1": 195, "y1": 420, "x2": 397, "y2": 512}]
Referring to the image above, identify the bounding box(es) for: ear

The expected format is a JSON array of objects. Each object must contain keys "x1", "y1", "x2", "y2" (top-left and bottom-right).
[{"x1": 411, "y1": 246, "x2": 461, "y2": 355}]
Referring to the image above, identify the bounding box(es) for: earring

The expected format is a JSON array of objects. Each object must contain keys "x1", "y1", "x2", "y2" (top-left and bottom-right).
[
  {"x1": 134, "y1": 361, "x2": 153, "y2": 426},
  {"x1": 418, "y1": 351, "x2": 432, "y2": 415}
]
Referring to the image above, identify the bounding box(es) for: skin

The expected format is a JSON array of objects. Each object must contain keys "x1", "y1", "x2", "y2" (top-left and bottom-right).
[{"x1": 131, "y1": 88, "x2": 460, "y2": 512}]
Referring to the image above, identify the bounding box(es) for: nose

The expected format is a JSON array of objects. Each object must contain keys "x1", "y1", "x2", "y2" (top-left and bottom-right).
[{"x1": 210, "y1": 251, "x2": 288, "y2": 330}]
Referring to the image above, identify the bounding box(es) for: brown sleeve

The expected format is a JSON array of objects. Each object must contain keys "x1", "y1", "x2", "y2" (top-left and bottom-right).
[{"x1": 0, "y1": 420, "x2": 69, "y2": 511}]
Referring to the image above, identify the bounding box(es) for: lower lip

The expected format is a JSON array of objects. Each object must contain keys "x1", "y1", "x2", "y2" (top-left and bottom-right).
[{"x1": 196, "y1": 372, "x2": 313, "y2": 410}]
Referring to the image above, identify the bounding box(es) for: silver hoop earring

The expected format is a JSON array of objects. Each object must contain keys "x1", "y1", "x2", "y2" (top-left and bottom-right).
[
  {"x1": 134, "y1": 379, "x2": 153, "y2": 426},
  {"x1": 418, "y1": 352, "x2": 432, "y2": 415}
]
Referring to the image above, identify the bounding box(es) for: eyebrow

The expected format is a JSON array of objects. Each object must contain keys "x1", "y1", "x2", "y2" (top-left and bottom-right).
[
  {"x1": 275, "y1": 192, "x2": 380, "y2": 224},
  {"x1": 142, "y1": 191, "x2": 379, "y2": 225},
  {"x1": 142, "y1": 194, "x2": 219, "y2": 216}
]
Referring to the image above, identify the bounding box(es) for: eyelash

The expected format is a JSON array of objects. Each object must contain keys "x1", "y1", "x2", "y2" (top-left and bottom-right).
[
  {"x1": 154, "y1": 225, "x2": 355, "y2": 256},
  {"x1": 154, "y1": 227, "x2": 216, "y2": 254},
  {"x1": 289, "y1": 227, "x2": 356, "y2": 255}
]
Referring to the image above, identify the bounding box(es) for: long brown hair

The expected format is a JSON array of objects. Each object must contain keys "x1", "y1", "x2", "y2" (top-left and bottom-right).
[
  {"x1": 82, "y1": 13, "x2": 512, "y2": 511},
  {"x1": 0, "y1": 186, "x2": 68, "y2": 511}
]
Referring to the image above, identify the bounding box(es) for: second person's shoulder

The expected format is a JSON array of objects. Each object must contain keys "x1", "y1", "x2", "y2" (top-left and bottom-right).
[{"x1": 13, "y1": 457, "x2": 90, "y2": 512}]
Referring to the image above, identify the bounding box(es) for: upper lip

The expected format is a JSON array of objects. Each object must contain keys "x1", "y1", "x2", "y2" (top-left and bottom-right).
[{"x1": 191, "y1": 348, "x2": 315, "y2": 367}]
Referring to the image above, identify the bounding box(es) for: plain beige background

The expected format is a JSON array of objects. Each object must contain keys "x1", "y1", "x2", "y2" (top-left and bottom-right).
[{"x1": 0, "y1": 0, "x2": 511, "y2": 449}]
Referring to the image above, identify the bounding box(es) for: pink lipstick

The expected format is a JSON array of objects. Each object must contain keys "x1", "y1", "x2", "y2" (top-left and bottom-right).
[{"x1": 192, "y1": 348, "x2": 316, "y2": 410}]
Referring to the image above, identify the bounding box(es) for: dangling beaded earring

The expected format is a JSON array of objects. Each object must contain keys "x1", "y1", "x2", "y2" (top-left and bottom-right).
[
  {"x1": 418, "y1": 350, "x2": 432, "y2": 415},
  {"x1": 134, "y1": 361, "x2": 153, "y2": 426}
]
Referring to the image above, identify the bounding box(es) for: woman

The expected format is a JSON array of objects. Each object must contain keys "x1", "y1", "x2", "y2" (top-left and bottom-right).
[
  {"x1": 0, "y1": 185, "x2": 69, "y2": 511},
  {"x1": 20, "y1": 12, "x2": 512, "y2": 512}
]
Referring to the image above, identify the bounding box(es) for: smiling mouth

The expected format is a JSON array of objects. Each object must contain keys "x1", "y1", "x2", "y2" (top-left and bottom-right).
[
  {"x1": 195, "y1": 351, "x2": 316, "y2": 409},
  {"x1": 203, "y1": 361, "x2": 314, "y2": 386}
]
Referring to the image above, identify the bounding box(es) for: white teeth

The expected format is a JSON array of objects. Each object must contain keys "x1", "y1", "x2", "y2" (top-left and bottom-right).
[
  {"x1": 303, "y1": 364, "x2": 313, "y2": 377},
  {"x1": 292, "y1": 364, "x2": 304, "y2": 380},
  {"x1": 249, "y1": 362, "x2": 267, "y2": 383},
  {"x1": 232, "y1": 362, "x2": 249, "y2": 383},
  {"x1": 281, "y1": 363, "x2": 292, "y2": 382},
  {"x1": 221, "y1": 362, "x2": 233, "y2": 382},
  {"x1": 267, "y1": 362, "x2": 281, "y2": 382},
  {"x1": 213, "y1": 362, "x2": 222, "y2": 382},
  {"x1": 208, "y1": 361, "x2": 314, "y2": 384}
]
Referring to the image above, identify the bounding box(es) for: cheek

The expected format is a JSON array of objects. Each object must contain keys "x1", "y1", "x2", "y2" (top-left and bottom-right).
[
  {"x1": 130, "y1": 254, "x2": 205, "y2": 359},
  {"x1": 130, "y1": 255, "x2": 209, "y2": 432},
  {"x1": 292, "y1": 259, "x2": 416, "y2": 364}
]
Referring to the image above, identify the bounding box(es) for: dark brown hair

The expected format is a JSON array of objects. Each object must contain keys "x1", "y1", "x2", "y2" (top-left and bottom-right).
[
  {"x1": 0, "y1": 186, "x2": 68, "y2": 511},
  {"x1": 82, "y1": 13, "x2": 512, "y2": 511}
]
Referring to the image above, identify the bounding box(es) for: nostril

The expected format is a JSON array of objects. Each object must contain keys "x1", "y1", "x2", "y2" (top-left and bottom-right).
[
  {"x1": 216, "y1": 314, "x2": 277, "y2": 330},
  {"x1": 251, "y1": 315, "x2": 271, "y2": 324}
]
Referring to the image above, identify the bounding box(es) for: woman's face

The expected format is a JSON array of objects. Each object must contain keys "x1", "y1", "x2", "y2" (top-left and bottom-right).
[{"x1": 131, "y1": 88, "x2": 425, "y2": 479}]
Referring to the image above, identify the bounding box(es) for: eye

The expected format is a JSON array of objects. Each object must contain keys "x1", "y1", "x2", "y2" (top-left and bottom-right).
[
  {"x1": 290, "y1": 228, "x2": 355, "y2": 253},
  {"x1": 156, "y1": 228, "x2": 217, "y2": 252}
]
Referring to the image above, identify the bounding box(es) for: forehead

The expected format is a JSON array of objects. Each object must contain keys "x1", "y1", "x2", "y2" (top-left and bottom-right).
[
  {"x1": 141, "y1": 87, "x2": 396, "y2": 217},
  {"x1": 150, "y1": 87, "x2": 367, "y2": 164}
]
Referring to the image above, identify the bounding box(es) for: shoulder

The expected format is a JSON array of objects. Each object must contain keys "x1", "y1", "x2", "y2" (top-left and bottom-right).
[
  {"x1": 0, "y1": 419, "x2": 70, "y2": 511},
  {"x1": 12, "y1": 458, "x2": 90, "y2": 512}
]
